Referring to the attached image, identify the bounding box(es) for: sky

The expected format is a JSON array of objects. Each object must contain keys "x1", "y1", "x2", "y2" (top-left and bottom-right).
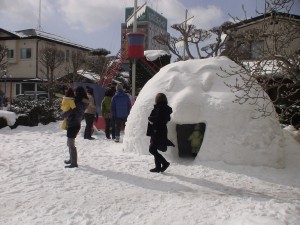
[
  {"x1": 1, "y1": 0, "x2": 299, "y2": 56},
  {"x1": 1, "y1": 55, "x2": 300, "y2": 224}
]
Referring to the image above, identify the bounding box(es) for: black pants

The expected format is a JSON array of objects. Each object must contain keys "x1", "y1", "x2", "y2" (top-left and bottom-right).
[
  {"x1": 84, "y1": 113, "x2": 94, "y2": 139},
  {"x1": 104, "y1": 118, "x2": 115, "y2": 139},
  {"x1": 149, "y1": 142, "x2": 168, "y2": 169},
  {"x1": 114, "y1": 117, "x2": 127, "y2": 139}
]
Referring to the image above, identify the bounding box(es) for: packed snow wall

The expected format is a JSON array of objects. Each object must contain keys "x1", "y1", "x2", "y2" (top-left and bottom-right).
[{"x1": 123, "y1": 56, "x2": 286, "y2": 168}]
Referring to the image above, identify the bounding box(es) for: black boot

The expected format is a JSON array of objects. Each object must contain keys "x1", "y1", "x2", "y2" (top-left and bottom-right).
[
  {"x1": 67, "y1": 147, "x2": 78, "y2": 168},
  {"x1": 150, "y1": 168, "x2": 161, "y2": 173},
  {"x1": 150, "y1": 158, "x2": 161, "y2": 173},
  {"x1": 161, "y1": 162, "x2": 170, "y2": 172},
  {"x1": 65, "y1": 164, "x2": 78, "y2": 168}
]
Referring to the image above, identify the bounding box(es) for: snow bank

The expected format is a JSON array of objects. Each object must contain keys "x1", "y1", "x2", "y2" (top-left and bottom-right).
[
  {"x1": 0, "y1": 110, "x2": 17, "y2": 126},
  {"x1": 283, "y1": 125, "x2": 300, "y2": 143},
  {"x1": 123, "y1": 56, "x2": 287, "y2": 168}
]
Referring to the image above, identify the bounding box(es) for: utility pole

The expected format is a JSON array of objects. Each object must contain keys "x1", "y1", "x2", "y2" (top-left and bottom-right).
[
  {"x1": 131, "y1": 0, "x2": 137, "y2": 98},
  {"x1": 177, "y1": 10, "x2": 193, "y2": 61},
  {"x1": 37, "y1": 0, "x2": 42, "y2": 30}
]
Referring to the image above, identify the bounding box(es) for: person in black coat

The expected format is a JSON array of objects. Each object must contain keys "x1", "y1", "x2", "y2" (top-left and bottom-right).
[
  {"x1": 147, "y1": 93, "x2": 174, "y2": 173},
  {"x1": 63, "y1": 86, "x2": 89, "y2": 168}
]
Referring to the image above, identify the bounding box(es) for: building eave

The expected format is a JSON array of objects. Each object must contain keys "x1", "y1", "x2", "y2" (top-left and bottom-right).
[{"x1": 226, "y1": 12, "x2": 300, "y2": 30}]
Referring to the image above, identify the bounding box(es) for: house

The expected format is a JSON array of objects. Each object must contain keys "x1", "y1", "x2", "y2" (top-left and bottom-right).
[
  {"x1": 222, "y1": 12, "x2": 300, "y2": 128},
  {"x1": 223, "y1": 12, "x2": 300, "y2": 60},
  {"x1": 0, "y1": 28, "x2": 92, "y2": 101}
]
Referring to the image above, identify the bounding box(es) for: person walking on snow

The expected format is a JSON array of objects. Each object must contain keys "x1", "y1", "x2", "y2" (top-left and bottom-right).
[
  {"x1": 147, "y1": 93, "x2": 174, "y2": 173},
  {"x1": 111, "y1": 83, "x2": 131, "y2": 142}
]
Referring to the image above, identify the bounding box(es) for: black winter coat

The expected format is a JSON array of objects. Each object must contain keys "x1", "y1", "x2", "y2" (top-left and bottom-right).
[
  {"x1": 62, "y1": 99, "x2": 88, "y2": 128},
  {"x1": 146, "y1": 102, "x2": 175, "y2": 151}
]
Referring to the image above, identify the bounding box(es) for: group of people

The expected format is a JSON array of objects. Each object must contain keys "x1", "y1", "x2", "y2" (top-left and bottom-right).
[
  {"x1": 61, "y1": 84, "x2": 174, "y2": 173},
  {"x1": 101, "y1": 83, "x2": 132, "y2": 142},
  {"x1": 61, "y1": 83, "x2": 132, "y2": 168}
]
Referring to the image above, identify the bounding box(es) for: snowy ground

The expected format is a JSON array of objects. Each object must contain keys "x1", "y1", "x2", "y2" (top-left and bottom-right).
[{"x1": 0, "y1": 122, "x2": 300, "y2": 225}]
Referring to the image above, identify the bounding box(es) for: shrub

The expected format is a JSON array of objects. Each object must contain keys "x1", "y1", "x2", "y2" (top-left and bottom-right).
[
  {"x1": 10, "y1": 98, "x2": 62, "y2": 127},
  {"x1": 276, "y1": 104, "x2": 300, "y2": 130}
]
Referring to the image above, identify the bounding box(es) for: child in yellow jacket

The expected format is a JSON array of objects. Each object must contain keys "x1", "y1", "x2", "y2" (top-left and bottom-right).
[
  {"x1": 61, "y1": 88, "x2": 76, "y2": 130},
  {"x1": 188, "y1": 124, "x2": 203, "y2": 157}
]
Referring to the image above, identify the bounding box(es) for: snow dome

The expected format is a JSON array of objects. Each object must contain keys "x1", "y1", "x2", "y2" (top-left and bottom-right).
[{"x1": 123, "y1": 56, "x2": 286, "y2": 168}]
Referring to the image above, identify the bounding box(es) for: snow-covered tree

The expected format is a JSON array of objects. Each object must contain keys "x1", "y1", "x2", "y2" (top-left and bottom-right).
[{"x1": 0, "y1": 44, "x2": 7, "y2": 74}]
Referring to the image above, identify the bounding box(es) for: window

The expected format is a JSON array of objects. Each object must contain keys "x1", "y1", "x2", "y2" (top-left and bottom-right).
[
  {"x1": 66, "y1": 50, "x2": 70, "y2": 62},
  {"x1": 21, "y1": 83, "x2": 35, "y2": 94},
  {"x1": 16, "y1": 83, "x2": 21, "y2": 95},
  {"x1": 37, "y1": 83, "x2": 47, "y2": 92},
  {"x1": 20, "y1": 48, "x2": 32, "y2": 59},
  {"x1": 236, "y1": 41, "x2": 251, "y2": 59},
  {"x1": 7, "y1": 49, "x2": 14, "y2": 59},
  {"x1": 251, "y1": 40, "x2": 264, "y2": 59}
]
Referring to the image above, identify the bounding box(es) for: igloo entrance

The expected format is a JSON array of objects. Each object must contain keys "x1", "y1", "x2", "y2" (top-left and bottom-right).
[{"x1": 176, "y1": 123, "x2": 206, "y2": 158}]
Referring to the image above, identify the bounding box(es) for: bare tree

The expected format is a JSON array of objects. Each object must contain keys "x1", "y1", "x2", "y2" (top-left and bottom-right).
[
  {"x1": 222, "y1": 0, "x2": 300, "y2": 128},
  {"x1": 0, "y1": 44, "x2": 7, "y2": 74},
  {"x1": 84, "y1": 48, "x2": 111, "y2": 83},
  {"x1": 70, "y1": 49, "x2": 88, "y2": 82},
  {"x1": 39, "y1": 44, "x2": 65, "y2": 103},
  {"x1": 153, "y1": 34, "x2": 183, "y2": 60},
  {"x1": 154, "y1": 21, "x2": 232, "y2": 60}
]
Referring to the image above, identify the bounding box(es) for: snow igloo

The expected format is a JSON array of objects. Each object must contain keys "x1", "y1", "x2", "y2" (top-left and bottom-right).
[{"x1": 123, "y1": 56, "x2": 286, "y2": 168}]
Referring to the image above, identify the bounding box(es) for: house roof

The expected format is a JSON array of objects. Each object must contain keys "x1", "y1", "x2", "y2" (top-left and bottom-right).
[
  {"x1": 226, "y1": 12, "x2": 300, "y2": 30},
  {"x1": 0, "y1": 28, "x2": 92, "y2": 51}
]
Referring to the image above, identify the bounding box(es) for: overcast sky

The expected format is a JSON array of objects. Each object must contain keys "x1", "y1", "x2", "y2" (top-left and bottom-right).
[{"x1": 0, "y1": 0, "x2": 299, "y2": 55}]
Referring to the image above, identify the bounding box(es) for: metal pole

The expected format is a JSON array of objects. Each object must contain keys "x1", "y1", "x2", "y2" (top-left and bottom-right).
[
  {"x1": 133, "y1": 0, "x2": 137, "y2": 32},
  {"x1": 132, "y1": 0, "x2": 138, "y2": 98},
  {"x1": 4, "y1": 74, "x2": 7, "y2": 98},
  {"x1": 10, "y1": 75, "x2": 12, "y2": 109}
]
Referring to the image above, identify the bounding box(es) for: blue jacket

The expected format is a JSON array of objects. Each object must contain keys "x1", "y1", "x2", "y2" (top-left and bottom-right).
[{"x1": 111, "y1": 90, "x2": 131, "y2": 118}]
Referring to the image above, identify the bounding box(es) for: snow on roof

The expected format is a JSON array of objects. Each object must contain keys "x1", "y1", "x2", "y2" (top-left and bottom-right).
[
  {"x1": 144, "y1": 50, "x2": 170, "y2": 61},
  {"x1": 120, "y1": 71, "x2": 129, "y2": 78},
  {"x1": 2, "y1": 29, "x2": 28, "y2": 38},
  {"x1": 7, "y1": 29, "x2": 92, "y2": 50},
  {"x1": 77, "y1": 70, "x2": 100, "y2": 81}
]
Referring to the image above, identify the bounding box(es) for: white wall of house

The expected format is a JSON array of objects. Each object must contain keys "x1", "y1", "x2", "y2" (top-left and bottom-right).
[
  {"x1": 226, "y1": 16, "x2": 300, "y2": 60},
  {"x1": 0, "y1": 31, "x2": 91, "y2": 99}
]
